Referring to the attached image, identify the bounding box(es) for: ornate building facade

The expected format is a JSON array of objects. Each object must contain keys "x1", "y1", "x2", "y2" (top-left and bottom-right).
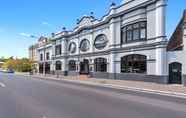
[{"x1": 33, "y1": 0, "x2": 186, "y2": 85}]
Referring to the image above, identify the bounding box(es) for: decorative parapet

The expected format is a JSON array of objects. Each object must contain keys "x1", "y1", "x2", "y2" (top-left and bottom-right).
[{"x1": 50, "y1": 0, "x2": 162, "y2": 41}]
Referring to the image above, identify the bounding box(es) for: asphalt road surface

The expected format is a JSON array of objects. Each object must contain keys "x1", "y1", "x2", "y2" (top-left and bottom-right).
[{"x1": 0, "y1": 73, "x2": 186, "y2": 118}]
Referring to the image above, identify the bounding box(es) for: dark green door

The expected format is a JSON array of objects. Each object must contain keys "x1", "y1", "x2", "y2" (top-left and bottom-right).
[{"x1": 169, "y1": 62, "x2": 182, "y2": 84}]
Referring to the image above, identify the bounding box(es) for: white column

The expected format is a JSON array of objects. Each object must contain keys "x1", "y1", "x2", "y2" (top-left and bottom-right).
[
  {"x1": 61, "y1": 39, "x2": 68, "y2": 72},
  {"x1": 51, "y1": 61, "x2": 55, "y2": 72},
  {"x1": 155, "y1": 0, "x2": 166, "y2": 41},
  {"x1": 156, "y1": 46, "x2": 168, "y2": 75},
  {"x1": 109, "y1": 17, "x2": 121, "y2": 76},
  {"x1": 109, "y1": 19, "x2": 116, "y2": 75},
  {"x1": 155, "y1": 0, "x2": 168, "y2": 76}
]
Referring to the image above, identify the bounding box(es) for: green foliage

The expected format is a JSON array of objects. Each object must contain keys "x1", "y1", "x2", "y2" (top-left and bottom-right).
[{"x1": 2, "y1": 58, "x2": 34, "y2": 72}]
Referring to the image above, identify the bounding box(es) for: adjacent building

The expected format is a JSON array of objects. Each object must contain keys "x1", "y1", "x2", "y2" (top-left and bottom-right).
[
  {"x1": 30, "y1": 0, "x2": 186, "y2": 86},
  {"x1": 29, "y1": 44, "x2": 38, "y2": 62},
  {"x1": 37, "y1": 36, "x2": 53, "y2": 74},
  {"x1": 167, "y1": 10, "x2": 186, "y2": 85}
]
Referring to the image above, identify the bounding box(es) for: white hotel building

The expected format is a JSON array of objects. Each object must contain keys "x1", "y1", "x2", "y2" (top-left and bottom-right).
[{"x1": 35, "y1": 0, "x2": 186, "y2": 86}]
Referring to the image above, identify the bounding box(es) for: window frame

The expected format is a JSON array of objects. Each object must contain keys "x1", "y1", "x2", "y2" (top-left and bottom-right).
[
  {"x1": 55, "y1": 61, "x2": 62, "y2": 70},
  {"x1": 40, "y1": 54, "x2": 43, "y2": 61},
  {"x1": 68, "y1": 60, "x2": 76, "y2": 71},
  {"x1": 80, "y1": 39, "x2": 90, "y2": 52},
  {"x1": 94, "y1": 58, "x2": 107, "y2": 72},
  {"x1": 46, "y1": 52, "x2": 50, "y2": 60},
  {"x1": 94, "y1": 34, "x2": 108, "y2": 50},
  {"x1": 121, "y1": 54, "x2": 147, "y2": 74},
  {"x1": 55, "y1": 44, "x2": 62, "y2": 56},
  {"x1": 121, "y1": 21, "x2": 147, "y2": 44}
]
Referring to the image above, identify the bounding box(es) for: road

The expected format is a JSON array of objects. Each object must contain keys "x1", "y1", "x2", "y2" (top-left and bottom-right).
[{"x1": 0, "y1": 73, "x2": 186, "y2": 118}]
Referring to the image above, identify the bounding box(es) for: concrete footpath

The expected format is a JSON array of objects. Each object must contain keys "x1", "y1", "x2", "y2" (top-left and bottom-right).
[{"x1": 16, "y1": 73, "x2": 186, "y2": 99}]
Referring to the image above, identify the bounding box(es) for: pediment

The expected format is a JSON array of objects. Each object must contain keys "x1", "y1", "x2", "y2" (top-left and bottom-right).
[{"x1": 78, "y1": 16, "x2": 94, "y2": 28}]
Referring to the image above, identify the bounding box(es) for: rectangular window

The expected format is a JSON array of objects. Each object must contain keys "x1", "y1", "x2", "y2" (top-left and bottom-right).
[
  {"x1": 55, "y1": 45, "x2": 61, "y2": 56},
  {"x1": 46, "y1": 52, "x2": 50, "y2": 60},
  {"x1": 133, "y1": 23, "x2": 140, "y2": 40},
  {"x1": 121, "y1": 21, "x2": 147, "y2": 44},
  {"x1": 140, "y1": 22, "x2": 146, "y2": 39},
  {"x1": 133, "y1": 29, "x2": 140, "y2": 40},
  {"x1": 126, "y1": 25, "x2": 132, "y2": 42},
  {"x1": 69, "y1": 61, "x2": 76, "y2": 71},
  {"x1": 40, "y1": 54, "x2": 43, "y2": 61},
  {"x1": 140, "y1": 28, "x2": 146, "y2": 39}
]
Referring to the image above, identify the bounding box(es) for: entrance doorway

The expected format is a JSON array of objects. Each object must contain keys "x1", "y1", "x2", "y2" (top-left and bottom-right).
[
  {"x1": 169, "y1": 62, "x2": 182, "y2": 84},
  {"x1": 80, "y1": 59, "x2": 89, "y2": 74}
]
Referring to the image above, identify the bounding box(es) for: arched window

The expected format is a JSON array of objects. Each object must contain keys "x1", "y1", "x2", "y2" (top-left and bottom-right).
[
  {"x1": 94, "y1": 34, "x2": 108, "y2": 50},
  {"x1": 121, "y1": 54, "x2": 146, "y2": 73},
  {"x1": 94, "y1": 58, "x2": 107, "y2": 72},
  {"x1": 56, "y1": 61, "x2": 62, "y2": 70},
  {"x1": 68, "y1": 42, "x2": 76, "y2": 54},
  {"x1": 80, "y1": 39, "x2": 90, "y2": 52},
  {"x1": 69, "y1": 60, "x2": 76, "y2": 71}
]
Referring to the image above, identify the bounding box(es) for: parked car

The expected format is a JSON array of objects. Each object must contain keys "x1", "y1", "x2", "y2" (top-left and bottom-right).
[{"x1": 6, "y1": 69, "x2": 15, "y2": 73}]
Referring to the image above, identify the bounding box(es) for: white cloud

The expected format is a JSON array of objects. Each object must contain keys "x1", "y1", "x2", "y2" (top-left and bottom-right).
[
  {"x1": 42, "y1": 21, "x2": 50, "y2": 26},
  {"x1": 41, "y1": 21, "x2": 56, "y2": 29},
  {"x1": 19, "y1": 32, "x2": 31, "y2": 37}
]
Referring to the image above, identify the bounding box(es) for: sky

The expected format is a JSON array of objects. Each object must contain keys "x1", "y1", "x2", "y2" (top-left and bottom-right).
[{"x1": 0, "y1": 0, "x2": 185, "y2": 58}]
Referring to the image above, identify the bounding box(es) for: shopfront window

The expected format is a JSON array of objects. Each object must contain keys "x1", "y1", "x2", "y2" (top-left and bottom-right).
[
  {"x1": 94, "y1": 58, "x2": 107, "y2": 72},
  {"x1": 121, "y1": 54, "x2": 147, "y2": 73},
  {"x1": 69, "y1": 60, "x2": 76, "y2": 71}
]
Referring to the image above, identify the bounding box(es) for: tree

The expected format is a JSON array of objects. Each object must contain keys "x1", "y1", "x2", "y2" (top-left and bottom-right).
[{"x1": 2, "y1": 58, "x2": 33, "y2": 72}]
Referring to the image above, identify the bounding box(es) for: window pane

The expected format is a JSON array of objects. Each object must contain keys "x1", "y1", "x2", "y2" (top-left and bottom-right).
[
  {"x1": 140, "y1": 28, "x2": 146, "y2": 39},
  {"x1": 121, "y1": 55, "x2": 147, "y2": 73},
  {"x1": 55, "y1": 45, "x2": 61, "y2": 55},
  {"x1": 127, "y1": 31, "x2": 132, "y2": 41},
  {"x1": 69, "y1": 60, "x2": 76, "y2": 71},
  {"x1": 133, "y1": 29, "x2": 140, "y2": 40},
  {"x1": 94, "y1": 58, "x2": 107, "y2": 72},
  {"x1": 40, "y1": 54, "x2": 43, "y2": 61}
]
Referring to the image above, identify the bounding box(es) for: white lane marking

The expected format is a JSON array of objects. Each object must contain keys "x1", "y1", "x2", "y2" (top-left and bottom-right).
[
  {"x1": 42, "y1": 116, "x2": 46, "y2": 118},
  {"x1": 0, "y1": 82, "x2": 6, "y2": 87}
]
